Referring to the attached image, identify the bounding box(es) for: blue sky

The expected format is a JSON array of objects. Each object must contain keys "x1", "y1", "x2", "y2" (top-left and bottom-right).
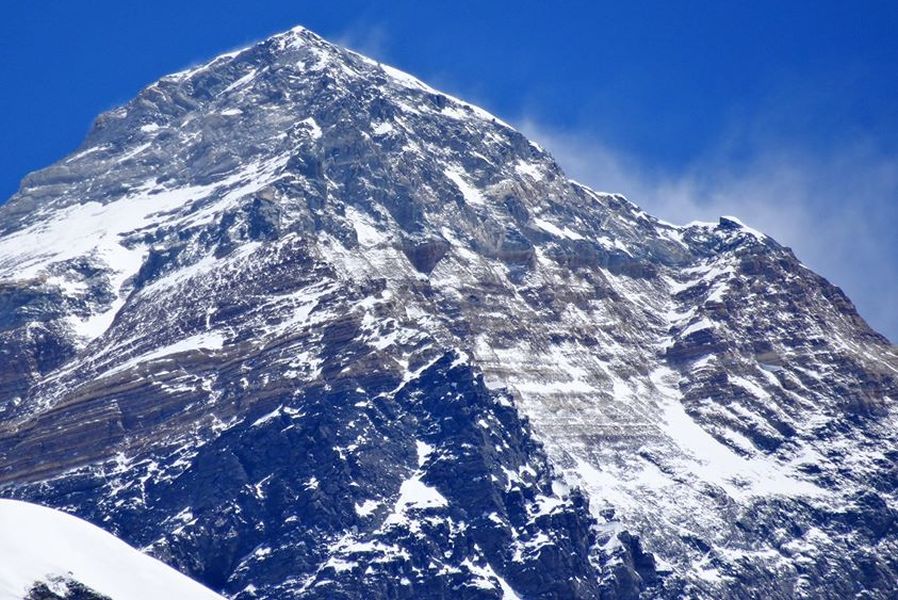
[{"x1": 2, "y1": 1, "x2": 896, "y2": 340}]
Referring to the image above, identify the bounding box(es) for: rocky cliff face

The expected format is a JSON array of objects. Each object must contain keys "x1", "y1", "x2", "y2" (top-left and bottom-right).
[{"x1": 1, "y1": 26, "x2": 897, "y2": 599}]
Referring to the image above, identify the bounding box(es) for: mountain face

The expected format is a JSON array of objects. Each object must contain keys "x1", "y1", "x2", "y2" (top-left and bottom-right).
[{"x1": 1, "y1": 25, "x2": 897, "y2": 599}]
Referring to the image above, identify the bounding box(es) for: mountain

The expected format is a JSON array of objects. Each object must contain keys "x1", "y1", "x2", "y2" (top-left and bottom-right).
[
  {"x1": 0, "y1": 25, "x2": 896, "y2": 599},
  {"x1": 0, "y1": 499, "x2": 224, "y2": 600}
]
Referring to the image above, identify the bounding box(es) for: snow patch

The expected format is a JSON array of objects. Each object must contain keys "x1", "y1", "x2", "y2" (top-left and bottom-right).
[
  {"x1": 444, "y1": 168, "x2": 485, "y2": 206},
  {"x1": 302, "y1": 117, "x2": 322, "y2": 140},
  {"x1": 372, "y1": 121, "x2": 394, "y2": 136},
  {"x1": 513, "y1": 160, "x2": 543, "y2": 181},
  {"x1": 461, "y1": 559, "x2": 521, "y2": 599},
  {"x1": 533, "y1": 217, "x2": 583, "y2": 240},
  {"x1": 650, "y1": 367, "x2": 824, "y2": 500},
  {"x1": 105, "y1": 331, "x2": 225, "y2": 376},
  {"x1": 354, "y1": 499, "x2": 380, "y2": 517}
]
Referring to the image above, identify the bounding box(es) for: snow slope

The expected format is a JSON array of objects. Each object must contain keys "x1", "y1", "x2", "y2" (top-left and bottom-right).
[{"x1": 0, "y1": 499, "x2": 225, "y2": 600}]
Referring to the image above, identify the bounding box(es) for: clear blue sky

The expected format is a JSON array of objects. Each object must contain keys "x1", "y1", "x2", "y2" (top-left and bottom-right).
[{"x1": 2, "y1": 1, "x2": 896, "y2": 340}]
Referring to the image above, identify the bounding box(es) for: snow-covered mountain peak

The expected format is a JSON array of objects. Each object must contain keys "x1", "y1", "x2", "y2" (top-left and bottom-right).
[{"x1": 1, "y1": 24, "x2": 897, "y2": 600}]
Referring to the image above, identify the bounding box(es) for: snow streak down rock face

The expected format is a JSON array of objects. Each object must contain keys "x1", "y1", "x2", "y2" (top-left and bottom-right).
[{"x1": 0, "y1": 24, "x2": 896, "y2": 599}]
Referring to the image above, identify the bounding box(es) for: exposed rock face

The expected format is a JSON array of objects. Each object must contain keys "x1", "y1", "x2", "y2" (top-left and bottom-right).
[
  {"x1": 26, "y1": 580, "x2": 112, "y2": 600},
  {"x1": 0, "y1": 25, "x2": 897, "y2": 599}
]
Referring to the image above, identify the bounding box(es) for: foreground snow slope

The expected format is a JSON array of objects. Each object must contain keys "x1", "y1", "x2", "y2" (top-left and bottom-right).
[{"x1": 0, "y1": 499, "x2": 225, "y2": 600}]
